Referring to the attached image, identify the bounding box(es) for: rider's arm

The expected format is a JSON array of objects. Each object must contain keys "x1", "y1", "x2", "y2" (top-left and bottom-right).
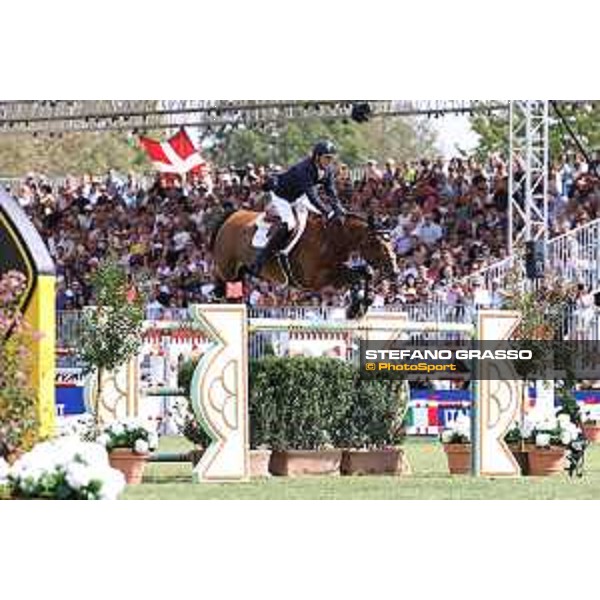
[
  {"x1": 305, "y1": 185, "x2": 330, "y2": 215},
  {"x1": 323, "y1": 166, "x2": 339, "y2": 201},
  {"x1": 323, "y1": 167, "x2": 344, "y2": 212}
]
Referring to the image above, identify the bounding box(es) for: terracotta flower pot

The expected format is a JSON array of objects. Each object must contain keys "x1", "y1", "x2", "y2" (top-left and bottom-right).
[
  {"x1": 250, "y1": 449, "x2": 272, "y2": 478},
  {"x1": 443, "y1": 443, "x2": 471, "y2": 475},
  {"x1": 341, "y1": 448, "x2": 412, "y2": 476},
  {"x1": 108, "y1": 449, "x2": 149, "y2": 485},
  {"x1": 528, "y1": 446, "x2": 566, "y2": 476},
  {"x1": 269, "y1": 450, "x2": 342, "y2": 476},
  {"x1": 583, "y1": 423, "x2": 600, "y2": 443}
]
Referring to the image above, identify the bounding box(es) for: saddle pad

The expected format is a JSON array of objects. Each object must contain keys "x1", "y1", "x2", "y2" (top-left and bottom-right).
[
  {"x1": 251, "y1": 198, "x2": 317, "y2": 253},
  {"x1": 251, "y1": 214, "x2": 272, "y2": 248}
]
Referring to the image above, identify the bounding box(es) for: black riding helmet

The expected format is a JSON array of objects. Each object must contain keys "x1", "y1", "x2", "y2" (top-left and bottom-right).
[{"x1": 312, "y1": 140, "x2": 337, "y2": 160}]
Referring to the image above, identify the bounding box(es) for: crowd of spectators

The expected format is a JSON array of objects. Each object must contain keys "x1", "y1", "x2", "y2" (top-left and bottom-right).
[{"x1": 5, "y1": 148, "x2": 599, "y2": 317}]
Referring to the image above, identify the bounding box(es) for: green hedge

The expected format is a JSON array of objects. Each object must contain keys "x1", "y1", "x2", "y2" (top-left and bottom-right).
[
  {"x1": 179, "y1": 356, "x2": 407, "y2": 451},
  {"x1": 249, "y1": 357, "x2": 406, "y2": 451}
]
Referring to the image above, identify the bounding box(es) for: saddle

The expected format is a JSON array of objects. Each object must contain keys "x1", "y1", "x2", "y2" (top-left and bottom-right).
[
  {"x1": 251, "y1": 201, "x2": 314, "y2": 256},
  {"x1": 251, "y1": 201, "x2": 317, "y2": 286}
]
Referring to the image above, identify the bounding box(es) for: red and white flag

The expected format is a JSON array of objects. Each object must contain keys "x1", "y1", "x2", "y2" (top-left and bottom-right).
[{"x1": 139, "y1": 128, "x2": 207, "y2": 176}]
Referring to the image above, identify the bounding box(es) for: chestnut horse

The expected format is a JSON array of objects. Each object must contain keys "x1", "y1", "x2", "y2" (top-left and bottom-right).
[{"x1": 209, "y1": 208, "x2": 398, "y2": 317}]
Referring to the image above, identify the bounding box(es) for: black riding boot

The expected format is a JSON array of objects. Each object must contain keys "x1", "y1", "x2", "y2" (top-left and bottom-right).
[{"x1": 247, "y1": 223, "x2": 289, "y2": 277}]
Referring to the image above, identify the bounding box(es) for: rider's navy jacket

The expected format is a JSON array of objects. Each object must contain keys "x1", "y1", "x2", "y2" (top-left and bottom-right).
[{"x1": 267, "y1": 157, "x2": 339, "y2": 212}]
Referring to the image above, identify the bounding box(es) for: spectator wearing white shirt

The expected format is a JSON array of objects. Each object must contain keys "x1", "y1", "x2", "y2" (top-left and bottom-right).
[
  {"x1": 472, "y1": 279, "x2": 492, "y2": 308},
  {"x1": 415, "y1": 214, "x2": 443, "y2": 246}
]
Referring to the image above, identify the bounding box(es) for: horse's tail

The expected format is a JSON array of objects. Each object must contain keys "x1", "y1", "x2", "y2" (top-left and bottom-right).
[{"x1": 206, "y1": 207, "x2": 237, "y2": 252}]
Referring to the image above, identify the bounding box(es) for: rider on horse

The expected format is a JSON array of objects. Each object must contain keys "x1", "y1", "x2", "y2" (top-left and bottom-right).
[{"x1": 247, "y1": 140, "x2": 347, "y2": 277}]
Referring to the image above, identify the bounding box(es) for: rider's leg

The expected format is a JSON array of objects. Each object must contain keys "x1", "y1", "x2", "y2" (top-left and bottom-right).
[
  {"x1": 248, "y1": 195, "x2": 294, "y2": 277},
  {"x1": 247, "y1": 221, "x2": 289, "y2": 277}
]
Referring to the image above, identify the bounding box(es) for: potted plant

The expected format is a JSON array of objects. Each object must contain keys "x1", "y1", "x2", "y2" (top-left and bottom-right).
[
  {"x1": 96, "y1": 418, "x2": 158, "y2": 484},
  {"x1": 581, "y1": 408, "x2": 600, "y2": 443},
  {"x1": 3, "y1": 437, "x2": 125, "y2": 500},
  {"x1": 252, "y1": 357, "x2": 352, "y2": 476},
  {"x1": 338, "y1": 378, "x2": 411, "y2": 476},
  {"x1": 526, "y1": 414, "x2": 580, "y2": 476},
  {"x1": 248, "y1": 359, "x2": 278, "y2": 477},
  {"x1": 78, "y1": 259, "x2": 145, "y2": 423},
  {"x1": 440, "y1": 415, "x2": 471, "y2": 475}
]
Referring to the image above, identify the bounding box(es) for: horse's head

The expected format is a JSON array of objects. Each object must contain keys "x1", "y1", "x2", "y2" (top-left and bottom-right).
[{"x1": 347, "y1": 213, "x2": 398, "y2": 282}]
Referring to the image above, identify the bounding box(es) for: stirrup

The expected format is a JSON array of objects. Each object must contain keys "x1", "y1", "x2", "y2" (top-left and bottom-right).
[{"x1": 277, "y1": 252, "x2": 301, "y2": 288}]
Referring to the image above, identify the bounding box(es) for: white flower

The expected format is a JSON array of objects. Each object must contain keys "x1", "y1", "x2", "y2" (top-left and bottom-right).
[
  {"x1": 134, "y1": 439, "x2": 149, "y2": 454},
  {"x1": 98, "y1": 468, "x2": 126, "y2": 500},
  {"x1": 522, "y1": 419, "x2": 535, "y2": 439},
  {"x1": 535, "y1": 433, "x2": 551, "y2": 448},
  {"x1": 557, "y1": 414, "x2": 572, "y2": 427},
  {"x1": 66, "y1": 463, "x2": 92, "y2": 490},
  {"x1": 441, "y1": 430, "x2": 454, "y2": 444},
  {"x1": 148, "y1": 433, "x2": 159, "y2": 450},
  {"x1": 560, "y1": 431, "x2": 572, "y2": 446},
  {"x1": 451, "y1": 414, "x2": 471, "y2": 438},
  {"x1": 109, "y1": 422, "x2": 125, "y2": 436},
  {"x1": 540, "y1": 417, "x2": 557, "y2": 432},
  {"x1": 96, "y1": 434, "x2": 110, "y2": 447},
  {"x1": 0, "y1": 458, "x2": 10, "y2": 486}
]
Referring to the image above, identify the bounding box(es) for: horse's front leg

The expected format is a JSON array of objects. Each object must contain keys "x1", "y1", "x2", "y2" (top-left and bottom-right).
[
  {"x1": 330, "y1": 264, "x2": 373, "y2": 288},
  {"x1": 332, "y1": 265, "x2": 374, "y2": 319}
]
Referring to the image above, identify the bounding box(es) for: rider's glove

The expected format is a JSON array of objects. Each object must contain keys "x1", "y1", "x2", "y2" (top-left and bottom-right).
[{"x1": 327, "y1": 204, "x2": 346, "y2": 223}]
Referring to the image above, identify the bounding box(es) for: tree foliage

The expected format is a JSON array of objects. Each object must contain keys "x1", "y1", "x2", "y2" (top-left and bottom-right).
[
  {"x1": 205, "y1": 117, "x2": 437, "y2": 167},
  {"x1": 0, "y1": 131, "x2": 152, "y2": 177},
  {"x1": 470, "y1": 103, "x2": 600, "y2": 162},
  {"x1": 78, "y1": 260, "x2": 145, "y2": 419}
]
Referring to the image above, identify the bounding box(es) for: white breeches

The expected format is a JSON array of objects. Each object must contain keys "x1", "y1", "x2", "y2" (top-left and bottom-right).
[{"x1": 267, "y1": 193, "x2": 321, "y2": 230}]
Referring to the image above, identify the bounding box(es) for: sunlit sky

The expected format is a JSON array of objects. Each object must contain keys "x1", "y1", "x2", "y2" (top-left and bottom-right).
[{"x1": 432, "y1": 114, "x2": 480, "y2": 158}]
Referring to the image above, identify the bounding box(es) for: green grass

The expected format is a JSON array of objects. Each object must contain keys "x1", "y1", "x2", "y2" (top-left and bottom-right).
[{"x1": 121, "y1": 437, "x2": 600, "y2": 500}]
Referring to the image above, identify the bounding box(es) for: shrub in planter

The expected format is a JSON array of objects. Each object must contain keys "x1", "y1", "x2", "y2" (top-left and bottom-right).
[
  {"x1": 249, "y1": 357, "x2": 355, "y2": 475},
  {"x1": 337, "y1": 377, "x2": 407, "y2": 449},
  {"x1": 337, "y1": 377, "x2": 409, "y2": 475},
  {"x1": 249, "y1": 356, "x2": 355, "y2": 451}
]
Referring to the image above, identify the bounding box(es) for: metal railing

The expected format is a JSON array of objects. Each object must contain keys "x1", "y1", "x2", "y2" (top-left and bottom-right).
[
  {"x1": 57, "y1": 300, "x2": 600, "y2": 353},
  {"x1": 57, "y1": 302, "x2": 475, "y2": 349},
  {"x1": 467, "y1": 218, "x2": 600, "y2": 292},
  {"x1": 546, "y1": 219, "x2": 600, "y2": 291}
]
